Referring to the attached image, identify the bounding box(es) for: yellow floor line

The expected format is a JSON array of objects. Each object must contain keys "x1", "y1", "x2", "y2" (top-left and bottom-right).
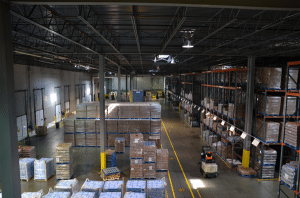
[
  {"x1": 162, "y1": 120, "x2": 195, "y2": 198},
  {"x1": 183, "y1": 119, "x2": 192, "y2": 128},
  {"x1": 161, "y1": 145, "x2": 176, "y2": 198},
  {"x1": 257, "y1": 178, "x2": 278, "y2": 182},
  {"x1": 197, "y1": 190, "x2": 202, "y2": 198}
]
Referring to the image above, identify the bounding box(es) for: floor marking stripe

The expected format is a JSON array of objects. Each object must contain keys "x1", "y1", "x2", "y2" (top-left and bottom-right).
[
  {"x1": 162, "y1": 120, "x2": 195, "y2": 198},
  {"x1": 197, "y1": 190, "x2": 202, "y2": 198},
  {"x1": 183, "y1": 119, "x2": 192, "y2": 128},
  {"x1": 162, "y1": 144, "x2": 176, "y2": 198}
]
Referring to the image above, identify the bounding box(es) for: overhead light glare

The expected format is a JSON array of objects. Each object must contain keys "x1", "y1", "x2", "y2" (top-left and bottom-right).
[
  {"x1": 241, "y1": 132, "x2": 247, "y2": 139},
  {"x1": 158, "y1": 55, "x2": 169, "y2": 59},
  {"x1": 182, "y1": 40, "x2": 194, "y2": 48}
]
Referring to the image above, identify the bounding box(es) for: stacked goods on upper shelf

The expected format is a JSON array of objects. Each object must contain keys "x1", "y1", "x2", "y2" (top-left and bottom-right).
[
  {"x1": 217, "y1": 141, "x2": 222, "y2": 155},
  {"x1": 257, "y1": 95, "x2": 282, "y2": 115},
  {"x1": 228, "y1": 103, "x2": 245, "y2": 119},
  {"x1": 34, "y1": 158, "x2": 54, "y2": 181},
  {"x1": 54, "y1": 179, "x2": 79, "y2": 193},
  {"x1": 283, "y1": 69, "x2": 299, "y2": 89},
  {"x1": 256, "y1": 119, "x2": 280, "y2": 142},
  {"x1": 150, "y1": 119, "x2": 161, "y2": 136},
  {"x1": 19, "y1": 146, "x2": 36, "y2": 158},
  {"x1": 156, "y1": 149, "x2": 168, "y2": 170},
  {"x1": 64, "y1": 119, "x2": 75, "y2": 145},
  {"x1": 81, "y1": 179, "x2": 104, "y2": 198},
  {"x1": 284, "y1": 122, "x2": 300, "y2": 148},
  {"x1": 281, "y1": 97, "x2": 297, "y2": 115},
  {"x1": 55, "y1": 143, "x2": 73, "y2": 180},
  {"x1": 255, "y1": 67, "x2": 282, "y2": 89},
  {"x1": 19, "y1": 158, "x2": 35, "y2": 181},
  {"x1": 280, "y1": 161, "x2": 298, "y2": 189},
  {"x1": 253, "y1": 146, "x2": 277, "y2": 179},
  {"x1": 115, "y1": 137, "x2": 125, "y2": 153},
  {"x1": 107, "y1": 120, "x2": 118, "y2": 132}
]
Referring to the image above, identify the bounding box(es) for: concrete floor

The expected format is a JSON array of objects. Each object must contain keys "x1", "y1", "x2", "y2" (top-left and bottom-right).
[{"x1": 0, "y1": 98, "x2": 294, "y2": 197}]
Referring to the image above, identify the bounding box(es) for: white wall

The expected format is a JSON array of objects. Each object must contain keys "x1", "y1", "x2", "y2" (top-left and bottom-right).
[
  {"x1": 110, "y1": 77, "x2": 164, "y2": 91},
  {"x1": 14, "y1": 64, "x2": 92, "y2": 131}
]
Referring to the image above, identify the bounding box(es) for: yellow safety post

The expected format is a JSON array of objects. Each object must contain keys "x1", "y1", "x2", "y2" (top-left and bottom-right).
[
  {"x1": 130, "y1": 91, "x2": 132, "y2": 102},
  {"x1": 35, "y1": 124, "x2": 37, "y2": 129},
  {"x1": 55, "y1": 116, "x2": 57, "y2": 123},
  {"x1": 101, "y1": 152, "x2": 106, "y2": 171},
  {"x1": 242, "y1": 149, "x2": 250, "y2": 168}
]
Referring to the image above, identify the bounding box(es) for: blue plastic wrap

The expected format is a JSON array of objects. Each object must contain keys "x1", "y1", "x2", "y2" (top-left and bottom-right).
[
  {"x1": 126, "y1": 180, "x2": 146, "y2": 193},
  {"x1": 71, "y1": 192, "x2": 96, "y2": 198},
  {"x1": 54, "y1": 179, "x2": 79, "y2": 193},
  {"x1": 99, "y1": 192, "x2": 122, "y2": 198},
  {"x1": 147, "y1": 180, "x2": 166, "y2": 198},
  {"x1": 44, "y1": 188, "x2": 71, "y2": 198},
  {"x1": 103, "y1": 181, "x2": 123, "y2": 193},
  {"x1": 21, "y1": 190, "x2": 43, "y2": 198},
  {"x1": 34, "y1": 158, "x2": 54, "y2": 181},
  {"x1": 124, "y1": 192, "x2": 146, "y2": 198},
  {"x1": 81, "y1": 179, "x2": 104, "y2": 197},
  {"x1": 19, "y1": 158, "x2": 35, "y2": 181}
]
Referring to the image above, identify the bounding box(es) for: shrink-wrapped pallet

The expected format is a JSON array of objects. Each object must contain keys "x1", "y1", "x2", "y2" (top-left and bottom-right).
[
  {"x1": 222, "y1": 142, "x2": 227, "y2": 159},
  {"x1": 107, "y1": 134, "x2": 124, "y2": 147},
  {"x1": 209, "y1": 135, "x2": 218, "y2": 146},
  {"x1": 86, "y1": 132, "x2": 97, "y2": 146},
  {"x1": 232, "y1": 71, "x2": 247, "y2": 85},
  {"x1": 64, "y1": 133, "x2": 75, "y2": 145},
  {"x1": 130, "y1": 134, "x2": 143, "y2": 158},
  {"x1": 54, "y1": 179, "x2": 79, "y2": 193},
  {"x1": 257, "y1": 95, "x2": 282, "y2": 115},
  {"x1": 281, "y1": 97, "x2": 297, "y2": 115},
  {"x1": 76, "y1": 104, "x2": 87, "y2": 118},
  {"x1": 107, "y1": 120, "x2": 118, "y2": 133},
  {"x1": 124, "y1": 192, "x2": 146, "y2": 198},
  {"x1": 217, "y1": 141, "x2": 222, "y2": 155},
  {"x1": 71, "y1": 192, "x2": 96, "y2": 198},
  {"x1": 218, "y1": 104, "x2": 223, "y2": 114},
  {"x1": 85, "y1": 120, "x2": 96, "y2": 132},
  {"x1": 139, "y1": 103, "x2": 151, "y2": 118},
  {"x1": 56, "y1": 163, "x2": 73, "y2": 180},
  {"x1": 119, "y1": 104, "x2": 134, "y2": 118},
  {"x1": 21, "y1": 190, "x2": 43, "y2": 198},
  {"x1": 130, "y1": 159, "x2": 143, "y2": 179},
  {"x1": 19, "y1": 158, "x2": 35, "y2": 181},
  {"x1": 81, "y1": 179, "x2": 104, "y2": 197},
  {"x1": 151, "y1": 119, "x2": 161, "y2": 135},
  {"x1": 149, "y1": 136, "x2": 161, "y2": 149},
  {"x1": 34, "y1": 158, "x2": 54, "y2": 181},
  {"x1": 44, "y1": 188, "x2": 71, "y2": 198},
  {"x1": 237, "y1": 165, "x2": 257, "y2": 176},
  {"x1": 147, "y1": 180, "x2": 166, "y2": 198},
  {"x1": 139, "y1": 120, "x2": 150, "y2": 133},
  {"x1": 103, "y1": 181, "x2": 124, "y2": 193},
  {"x1": 75, "y1": 133, "x2": 86, "y2": 146},
  {"x1": 283, "y1": 69, "x2": 299, "y2": 90},
  {"x1": 228, "y1": 103, "x2": 234, "y2": 118},
  {"x1": 143, "y1": 163, "x2": 156, "y2": 178},
  {"x1": 99, "y1": 192, "x2": 122, "y2": 198},
  {"x1": 108, "y1": 104, "x2": 119, "y2": 118},
  {"x1": 115, "y1": 137, "x2": 125, "y2": 153},
  {"x1": 126, "y1": 180, "x2": 146, "y2": 193},
  {"x1": 254, "y1": 145, "x2": 277, "y2": 165},
  {"x1": 151, "y1": 103, "x2": 161, "y2": 118},
  {"x1": 117, "y1": 120, "x2": 128, "y2": 133},
  {"x1": 284, "y1": 122, "x2": 300, "y2": 148},
  {"x1": 210, "y1": 99, "x2": 214, "y2": 109},
  {"x1": 86, "y1": 103, "x2": 98, "y2": 118},
  {"x1": 143, "y1": 141, "x2": 156, "y2": 162},
  {"x1": 256, "y1": 67, "x2": 282, "y2": 89},
  {"x1": 75, "y1": 120, "x2": 85, "y2": 132},
  {"x1": 128, "y1": 120, "x2": 140, "y2": 132},
  {"x1": 95, "y1": 120, "x2": 100, "y2": 133},
  {"x1": 96, "y1": 133, "x2": 101, "y2": 147},
  {"x1": 280, "y1": 162, "x2": 298, "y2": 189},
  {"x1": 256, "y1": 119, "x2": 280, "y2": 142},
  {"x1": 56, "y1": 143, "x2": 72, "y2": 163},
  {"x1": 157, "y1": 149, "x2": 168, "y2": 170}
]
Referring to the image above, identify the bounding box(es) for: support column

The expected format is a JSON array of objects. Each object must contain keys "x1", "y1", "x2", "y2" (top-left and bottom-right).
[
  {"x1": 126, "y1": 71, "x2": 128, "y2": 102},
  {"x1": 118, "y1": 66, "x2": 121, "y2": 102},
  {"x1": 99, "y1": 55, "x2": 106, "y2": 171},
  {"x1": 242, "y1": 56, "x2": 255, "y2": 168},
  {"x1": 0, "y1": 2, "x2": 22, "y2": 197},
  {"x1": 130, "y1": 72, "x2": 134, "y2": 102}
]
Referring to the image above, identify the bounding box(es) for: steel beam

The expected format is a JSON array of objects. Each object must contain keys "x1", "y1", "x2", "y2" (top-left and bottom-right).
[
  {"x1": 0, "y1": 2, "x2": 21, "y2": 197},
  {"x1": 118, "y1": 66, "x2": 121, "y2": 102},
  {"x1": 131, "y1": 6, "x2": 143, "y2": 73},
  {"x1": 99, "y1": 55, "x2": 106, "y2": 153},
  {"x1": 160, "y1": 7, "x2": 187, "y2": 54}
]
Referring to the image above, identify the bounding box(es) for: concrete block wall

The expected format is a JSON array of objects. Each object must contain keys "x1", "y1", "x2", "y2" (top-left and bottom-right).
[{"x1": 14, "y1": 64, "x2": 92, "y2": 132}]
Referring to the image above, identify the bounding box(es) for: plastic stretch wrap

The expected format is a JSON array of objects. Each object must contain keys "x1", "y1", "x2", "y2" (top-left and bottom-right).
[
  {"x1": 75, "y1": 133, "x2": 86, "y2": 146},
  {"x1": 150, "y1": 119, "x2": 161, "y2": 134},
  {"x1": 103, "y1": 181, "x2": 124, "y2": 193},
  {"x1": 19, "y1": 158, "x2": 35, "y2": 181},
  {"x1": 126, "y1": 180, "x2": 146, "y2": 193},
  {"x1": 254, "y1": 146, "x2": 277, "y2": 165},
  {"x1": 256, "y1": 119, "x2": 280, "y2": 142},
  {"x1": 124, "y1": 192, "x2": 146, "y2": 198},
  {"x1": 115, "y1": 137, "x2": 125, "y2": 153},
  {"x1": 34, "y1": 158, "x2": 54, "y2": 181},
  {"x1": 143, "y1": 141, "x2": 156, "y2": 162},
  {"x1": 218, "y1": 104, "x2": 223, "y2": 114},
  {"x1": 76, "y1": 104, "x2": 87, "y2": 118},
  {"x1": 150, "y1": 103, "x2": 161, "y2": 118},
  {"x1": 86, "y1": 103, "x2": 98, "y2": 118},
  {"x1": 226, "y1": 159, "x2": 242, "y2": 167},
  {"x1": 257, "y1": 95, "x2": 281, "y2": 115},
  {"x1": 107, "y1": 104, "x2": 119, "y2": 118},
  {"x1": 139, "y1": 120, "x2": 150, "y2": 133},
  {"x1": 284, "y1": 122, "x2": 300, "y2": 148},
  {"x1": 86, "y1": 132, "x2": 97, "y2": 146},
  {"x1": 255, "y1": 67, "x2": 282, "y2": 89},
  {"x1": 99, "y1": 192, "x2": 122, "y2": 198},
  {"x1": 147, "y1": 179, "x2": 166, "y2": 198},
  {"x1": 56, "y1": 143, "x2": 72, "y2": 163},
  {"x1": 55, "y1": 163, "x2": 73, "y2": 180},
  {"x1": 202, "y1": 162, "x2": 218, "y2": 173},
  {"x1": 281, "y1": 97, "x2": 297, "y2": 115},
  {"x1": 206, "y1": 132, "x2": 212, "y2": 143},
  {"x1": 258, "y1": 165, "x2": 275, "y2": 179},
  {"x1": 217, "y1": 141, "x2": 222, "y2": 155},
  {"x1": 64, "y1": 119, "x2": 75, "y2": 133},
  {"x1": 54, "y1": 179, "x2": 79, "y2": 194},
  {"x1": 119, "y1": 104, "x2": 139, "y2": 118},
  {"x1": 149, "y1": 136, "x2": 161, "y2": 149},
  {"x1": 209, "y1": 135, "x2": 218, "y2": 146},
  {"x1": 143, "y1": 163, "x2": 156, "y2": 178},
  {"x1": 202, "y1": 130, "x2": 209, "y2": 142},
  {"x1": 64, "y1": 133, "x2": 75, "y2": 145},
  {"x1": 71, "y1": 192, "x2": 96, "y2": 198},
  {"x1": 44, "y1": 188, "x2": 71, "y2": 198},
  {"x1": 139, "y1": 104, "x2": 151, "y2": 118},
  {"x1": 21, "y1": 190, "x2": 43, "y2": 198},
  {"x1": 283, "y1": 69, "x2": 299, "y2": 90},
  {"x1": 130, "y1": 159, "x2": 143, "y2": 179},
  {"x1": 117, "y1": 120, "x2": 128, "y2": 133},
  {"x1": 128, "y1": 120, "x2": 140, "y2": 132},
  {"x1": 75, "y1": 120, "x2": 85, "y2": 132},
  {"x1": 281, "y1": 163, "x2": 298, "y2": 188},
  {"x1": 130, "y1": 134, "x2": 144, "y2": 158},
  {"x1": 237, "y1": 165, "x2": 257, "y2": 176},
  {"x1": 212, "y1": 143, "x2": 217, "y2": 152},
  {"x1": 203, "y1": 98, "x2": 210, "y2": 107},
  {"x1": 210, "y1": 99, "x2": 214, "y2": 109},
  {"x1": 106, "y1": 120, "x2": 118, "y2": 133},
  {"x1": 85, "y1": 120, "x2": 96, "y2": 132}
]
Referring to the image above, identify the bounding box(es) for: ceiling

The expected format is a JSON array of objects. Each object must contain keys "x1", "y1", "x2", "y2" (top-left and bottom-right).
[{"x1": 10, "y1": 4, "x2": 300, "y2": 74}]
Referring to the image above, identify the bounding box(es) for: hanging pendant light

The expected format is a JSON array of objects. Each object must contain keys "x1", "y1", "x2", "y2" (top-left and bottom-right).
[{"x1": 182, "y1": 40, "x2": 194, "y2": 48}]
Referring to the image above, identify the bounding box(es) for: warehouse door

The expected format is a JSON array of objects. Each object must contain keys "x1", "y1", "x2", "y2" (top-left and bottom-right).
[
  {"x1": 65, "y1": 102, "x2": 70, "y2": 113},
  {"x1": 36, "y1": 109, "x2": 44, "y2": 127},
  {"x1": 56, "y1": 104, "x2": 61, "y2": 122},
  {"x1": 15, "y1": 90, "x2": 28, "y2": 140},
  {"x1": 34, "y1": 88, "x2": 44, "y2": 127},
  {"x1": 17, "y1": 115, "x2": 27, "y2": 139}
]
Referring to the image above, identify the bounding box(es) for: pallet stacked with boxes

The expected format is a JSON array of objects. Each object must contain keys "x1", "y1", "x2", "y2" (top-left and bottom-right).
[
  {"x1": 130, "y1": 134, "x2": 144, "y2": 179},
  {"x1": 55, "y1": 143, "x2": 73, "y2": 180},
  {"x1": 143, "y1": 141, "x2": 156, "y2": 179}
]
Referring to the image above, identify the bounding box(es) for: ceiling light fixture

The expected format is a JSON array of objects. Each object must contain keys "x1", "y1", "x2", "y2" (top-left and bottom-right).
[{"x1": 182, "y1": 40, "x2": 194, "y2": 48}]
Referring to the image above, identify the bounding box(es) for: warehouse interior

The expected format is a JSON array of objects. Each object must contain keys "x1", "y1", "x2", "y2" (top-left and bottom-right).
[{"x1": 1, "y1": 0, "x2": 300, "y2": 197}]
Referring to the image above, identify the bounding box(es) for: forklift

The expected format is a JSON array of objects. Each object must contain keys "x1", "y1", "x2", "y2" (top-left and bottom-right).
[{"x1": 199, "y1": 146, "x2": 218, "y2": 178}]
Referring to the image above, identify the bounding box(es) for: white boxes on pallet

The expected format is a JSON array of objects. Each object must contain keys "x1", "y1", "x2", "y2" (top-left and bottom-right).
[
  {"x1": 21, "y1": 190, "x2": 43, "y2": 198},
  {"x1": 124, "y1": 192, "x2": 146, "y2": 198},
  {"x1": 34, "y1": 158, "x2": 54, "y2": 181},
  {"x1": 147, "y1": 180, "x2": 166, "y2": 198},
  {"x1": 44, "y1": 188, "x2": 71, "y2": 198},
  {"x1": 71, "y1": 192, "x2": 96, "y2": 198},
  {"x1": 64, "y1": 119, "x2": 75, "y2": 133},
  {"x1": 19, "y1": 158, "x2": 35, "y2": 181},
  {"x1": 75, "y1": 120, "x2": 85, "y2": 132},
  {"x1": 54, "y1": 179, "x2": 79, "y2": 194},
  {"x1": 99, "y1": 192, "x2": 122, "y2": 198},
  {"x1": 81, "y1": 179, "x2": 104, "y2": 197}
]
